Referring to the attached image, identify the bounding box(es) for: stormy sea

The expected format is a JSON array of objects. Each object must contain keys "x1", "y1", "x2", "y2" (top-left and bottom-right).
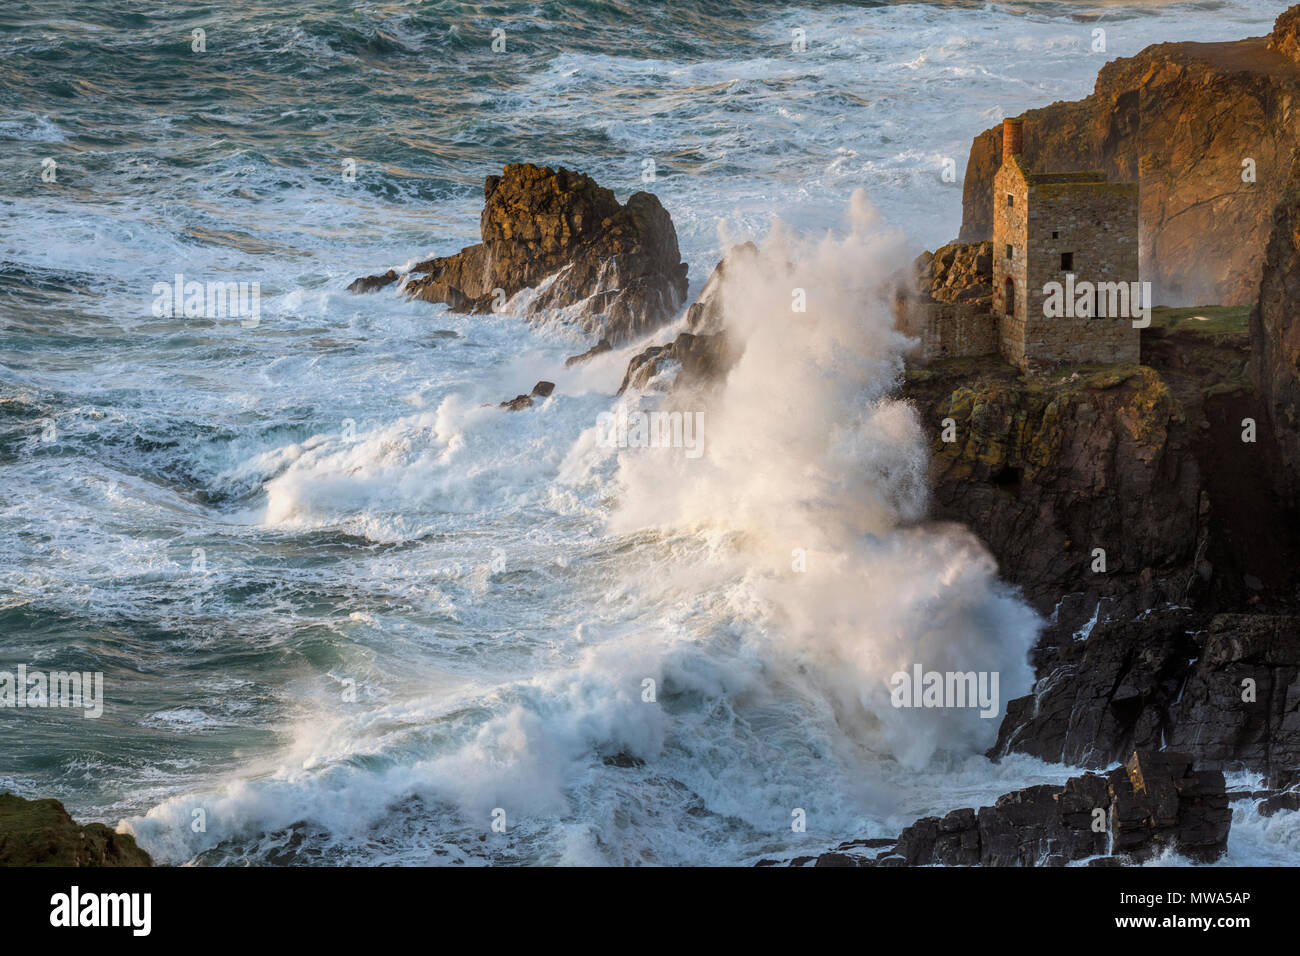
[{"x1": 2, "y1": 0, "x2": 1296, "y2": 866}]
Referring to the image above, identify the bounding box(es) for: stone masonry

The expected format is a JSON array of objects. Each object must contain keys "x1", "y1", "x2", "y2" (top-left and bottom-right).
[{"x1": 992, "y1": 118, "x2": 1141, "y2": 369}]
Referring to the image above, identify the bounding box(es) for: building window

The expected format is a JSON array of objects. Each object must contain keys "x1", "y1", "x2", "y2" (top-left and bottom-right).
[
  {"x1": 1051, "y1": 231, "x2": 1059, "y2": 239},
  {"x1": 1006, "y1": 194, "x2": 1014, "y2": 207},
  {"x1": 1006, "y1": 244, "x2": 1013, "y2": 260},
  {"x1": 1004, "y1": 277, "x2": 1015, "y2": 316},
  {"x1": 1060, "y1": 252, "x2": 1073, "y2": 271}
]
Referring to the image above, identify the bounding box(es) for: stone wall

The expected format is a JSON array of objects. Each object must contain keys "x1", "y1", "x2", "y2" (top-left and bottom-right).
[
  {"x1": 899, "y1": 300, "x2": 999, "y2": 361},
  {"x1": 992, "y1": 159, "x2": 1030, "y2": 366},
  {"x1": 1022, "y1": 177, "x2": 1142, "y2": 366}
]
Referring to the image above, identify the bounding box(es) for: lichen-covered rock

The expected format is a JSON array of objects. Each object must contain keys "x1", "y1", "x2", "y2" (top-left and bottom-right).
[
  {"x1": 0, "y1": 793, "x2": 151, "y2": 867},
  {"x1": 903, "y1": 360, "x2": 1202, "y2": 605},
  {"x1": 350, "y1": 164, "x2": 688, "y2": 345},
  {"x1": 914, "y1": 240, "x2": 993, "y2": 307},
  {"x1": 959, "y1": 6, "x2": 1300, "y2": 305}
]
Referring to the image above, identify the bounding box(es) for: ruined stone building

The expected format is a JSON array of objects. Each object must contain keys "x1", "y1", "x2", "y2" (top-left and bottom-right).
[{"x1": 902, "y1": 118, "x2": 1142, "y2": 369}]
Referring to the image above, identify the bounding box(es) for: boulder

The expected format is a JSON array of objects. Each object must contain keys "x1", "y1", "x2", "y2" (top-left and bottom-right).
[{"x1": 500, "y1": 380, "x2": 555, "y2": 411}]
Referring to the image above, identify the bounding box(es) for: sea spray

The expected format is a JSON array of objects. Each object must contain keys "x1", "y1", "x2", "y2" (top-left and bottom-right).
[{"x1": 607, "y1": 190, "x2": 1039, "y2": 767}]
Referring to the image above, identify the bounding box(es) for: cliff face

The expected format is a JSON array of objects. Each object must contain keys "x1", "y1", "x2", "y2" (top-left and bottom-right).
[
  {"x1": 1251, "y1": 151, "x2": 1300, "y2": 498},
  {"x1": 959, "y1": 9, "x2": 1300, "y2": 305},
  {"x1": 903, "y1": 360, "x2": 1203, "y2": 608}
]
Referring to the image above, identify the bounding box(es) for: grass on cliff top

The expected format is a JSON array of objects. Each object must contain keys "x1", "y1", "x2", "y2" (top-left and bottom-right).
[{"x1": 1148, "y1": 305, "x2": 1250, "y2": 337}]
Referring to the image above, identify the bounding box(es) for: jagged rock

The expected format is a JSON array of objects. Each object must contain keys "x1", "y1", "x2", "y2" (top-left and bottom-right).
[
  {"x1": 1258, "y1": 791, "x2": 1300, "y2": 816},
  {"x1": 609, "y1": 243, "x2": 756, "y2": 394},
  {"x1": 795, "y1": 751, "x2": 1228, "y2": 868},
  {"x1": 991, "y1": 609, "x2": 1200, "y2": 768},
  {"x1": 500, "y1": 380, "x2": 555, "y2": 411},
  {"x1": 617, "y1": 331, "x2": 735, "y2": 394},
  {"x1": 1168, "y1": 614, "x2": 1300, "y2": 778},
  {"x1": 914, "y1": 240, "x2": 993, "y2": 307},
  {"x1": 351, "y1": 164, "x2": 688, "y2": 345},
  {"x1": 959, "y1": 7, "x2": 1300, "y2": 305},
  {"x1": 683, "y1": 242, "x2": 759, "y2": 334},
  {"x1": 564, "y1": 338, "x2": 612, "y2": 367},
  {"x1": 347, "y1": 269, "x2": 400, "y2": 294},
  {"x1": 1270, "y1": 5, "x2": 1300, "y2": 61},
  {"x1": 1109, "y1": 751, "x2": 1231, "y2": 863},
  {"x1": 0, "y1": 793, "x2": 151, "y2": 867},
  {"x1": 993, "y1": 613, "x2": 1300, "y2": 783}
]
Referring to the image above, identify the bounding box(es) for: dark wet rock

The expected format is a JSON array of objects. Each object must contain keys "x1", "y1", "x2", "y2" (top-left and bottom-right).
[
  {"x1": 602, "y1": 752, "x2": 646, "y2": 769},
  {"x1": 1167, "y1": 614, "x2": 1300, "y2": 778},
  {"x1": 683, "y1": 241, "x2": 759, "y2": 334},
  {"x1": 617, "y1": 331, "x2": 736, "y2": 394},
  {"x1": 0, "y1": 792, "x2": 151, "y2": 867},
  {"x1": 564, "y1": 338, "x2": 612, "y2": 367},
  {"x1": 772, "y1": 750, "x2": 1228, "y2": 868},
  {"x1": 1258, "y1": 790, "x2": 1300, "y2": 816},
  {"x1": 991, "y1": 609, "x2": 1201, "y2": 768},
  {"x1": 992, "y1": 612, "x2": 1300, "y2": 782},
  {"x1": 346, "y1": 268, "x2": 400, "y2": 294},
  {"x1": 351, "y1": 164, "x2": 688, "y2": 345},
  {"x1": 903, "y1": 360, "x2": 1204, "y2": 609},
  {"x1": 500, "y1": 380, "x2": 555, "y2": 411}
]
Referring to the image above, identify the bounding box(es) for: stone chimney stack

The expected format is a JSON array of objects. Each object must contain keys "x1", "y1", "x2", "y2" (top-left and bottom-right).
[{"x1": 1002, "y1": 118, "x2": 1024, "y2": 163}]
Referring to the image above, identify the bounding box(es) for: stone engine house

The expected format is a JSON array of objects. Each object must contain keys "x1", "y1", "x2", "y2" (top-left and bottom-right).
[{"x1": 902, "y1": 118, "x2": 1142, "y2": 369}]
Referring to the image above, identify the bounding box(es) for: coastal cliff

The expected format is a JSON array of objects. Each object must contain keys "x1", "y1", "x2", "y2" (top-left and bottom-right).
[
  {"x1": 959, "y1": 8, "x2": 1300, "y2": 306},
  {"x1": 0, "y1": 793, "x2": 150, "y2": 867}
]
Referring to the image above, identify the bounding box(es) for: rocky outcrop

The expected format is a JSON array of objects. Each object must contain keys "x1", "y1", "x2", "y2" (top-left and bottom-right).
[
  {"x1": 617, "y1": 331, "x2": 734, "y2": 394},
  {"x1": 0, "y1": 793, "x2": 151, "y2": 867},
  {"x1": 1250, "y1": 151, "x2": 1300, "y2": 501},
  {"x1": 500, "y1": 380, "x2": 555, "y2": 411},
  {"x1": 959, "y1": 7, "x2": 1300, "y2": 305},
  {"x1": 612, "y1": 242, "x2": 756, "y2": 394},
  {"x1": 564, "y1": 338, "x2": 612, "y2": 367},
  {"x1": 992, "y1": 613, "x2": 1300, "y2": 784},
  {"x1": 682, "y1": 241, "x2": 758, "y2": 334},
  {"x1": 903, "y1": 360, "x2": 1203, "y2": 607},
  {"x1": 913, "y1": 240, "x2": 993, "y2": 308},
  {"x1": 350, "y1": 164, "x2": 689, "y2": 345},
  {"x1": 766, "y1": 751, "x2": 1230, "y2": 867}
]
